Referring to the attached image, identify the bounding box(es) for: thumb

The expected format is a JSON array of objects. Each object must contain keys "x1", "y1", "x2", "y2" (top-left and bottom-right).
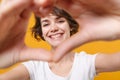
[
  {"x1": 53, "y1": 31, "x2": 92, "y2": 62},
  {"x1": 18, "y1": 47, "x2": 53, "y2": 62}
]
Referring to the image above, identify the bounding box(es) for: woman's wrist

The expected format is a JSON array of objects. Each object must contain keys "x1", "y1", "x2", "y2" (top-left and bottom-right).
[{"x1": 0, "y1": 52, "x2": 15, "y2": 68}]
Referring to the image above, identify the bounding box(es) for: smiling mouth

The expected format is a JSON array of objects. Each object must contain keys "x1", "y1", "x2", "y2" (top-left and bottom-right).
[{"x1": 49, "y1": 33, "x2": 64, "y2": 40}]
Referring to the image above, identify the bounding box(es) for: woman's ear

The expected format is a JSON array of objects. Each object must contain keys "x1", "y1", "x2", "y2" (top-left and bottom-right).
[{"x1": 70, "y1": 28, "x2": 73, "y2": 32}]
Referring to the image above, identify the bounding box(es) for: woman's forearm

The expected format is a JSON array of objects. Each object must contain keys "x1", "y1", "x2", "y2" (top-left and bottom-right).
[{"x1": 0, "y1": 51, "x2": 17, "y2": 69}]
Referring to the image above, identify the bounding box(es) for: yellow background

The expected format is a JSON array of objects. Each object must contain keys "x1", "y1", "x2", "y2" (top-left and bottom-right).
[{"x1": 0, "y1": 1, "x2": 120, "y2": 79}]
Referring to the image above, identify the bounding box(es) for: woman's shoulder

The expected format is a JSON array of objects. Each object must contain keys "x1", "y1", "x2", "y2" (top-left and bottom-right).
[
  {"x1": 75, "y1": 51, "x2": 98, "y2": 60},
  {"x1": 22, "y1": 60, "x2": 47, "y2": 68},
  {"x1": 75, "y1": 51, "x2": 96, "y2": 56}
]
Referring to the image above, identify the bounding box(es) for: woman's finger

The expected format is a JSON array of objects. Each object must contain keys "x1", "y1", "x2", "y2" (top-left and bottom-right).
[{"x1": 19, "y1": 47, "x2": 53, "y2": 62}]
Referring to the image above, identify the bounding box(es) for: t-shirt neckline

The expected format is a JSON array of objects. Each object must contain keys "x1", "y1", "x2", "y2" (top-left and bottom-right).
[{"x1": 45, "y1": 53, "x2": 77, "y2": 79}]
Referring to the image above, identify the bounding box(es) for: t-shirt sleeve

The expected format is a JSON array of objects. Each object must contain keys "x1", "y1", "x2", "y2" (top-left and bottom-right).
[
  {"x1": 22, "y1": 61, "x2": 37, "y2": 80},
  {"x1": 88, "y1": 53, "x2": 98, "y2": 78},
  {"x1": 77, "y1": 51, "x2": 98, "y2": 79}
]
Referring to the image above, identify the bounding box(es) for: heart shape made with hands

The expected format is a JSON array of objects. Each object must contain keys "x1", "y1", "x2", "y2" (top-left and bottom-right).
[{"x1": 1, "y1": 0, "x2": 120, "y2": 63}]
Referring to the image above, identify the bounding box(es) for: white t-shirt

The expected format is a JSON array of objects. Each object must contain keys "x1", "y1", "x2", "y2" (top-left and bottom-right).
[{"x1": 23, "y1": 51, "x2": 97, "y2": 80}]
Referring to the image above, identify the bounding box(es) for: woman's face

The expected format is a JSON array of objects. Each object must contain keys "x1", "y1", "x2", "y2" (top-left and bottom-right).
[{"x1": 41, "y1": 14, "x2": 70, "y2": 48}]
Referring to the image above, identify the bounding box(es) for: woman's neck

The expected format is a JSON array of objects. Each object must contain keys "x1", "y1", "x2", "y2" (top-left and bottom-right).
[
  {"x1": 50, "y1": 47, "x2": 75, "y2": 64},
  {"x1": 48, "y1": 49, "x2": 75, "y2": 77}
]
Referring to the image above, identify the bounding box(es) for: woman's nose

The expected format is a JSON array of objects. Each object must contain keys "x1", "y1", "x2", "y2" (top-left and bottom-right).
[{"x1": 50, "y1": 24, "x2": 59, "y2": 33}]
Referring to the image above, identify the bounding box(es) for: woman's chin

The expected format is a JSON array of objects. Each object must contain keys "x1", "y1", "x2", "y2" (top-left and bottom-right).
[{"x1": 50, "y1": 42, "x2": 61, "y2": 49}]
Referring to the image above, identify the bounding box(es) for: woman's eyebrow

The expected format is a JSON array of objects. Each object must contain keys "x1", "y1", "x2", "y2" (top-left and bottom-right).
[
  {"x1": 41, "y1": 20, "x2": 49, "y2": 23},
  {"x1": 55, "y1": 16, "x2": 62, "y2": 20},
  {"x1": 41, "y1": 16, "x2": 62, "y2": 23}
]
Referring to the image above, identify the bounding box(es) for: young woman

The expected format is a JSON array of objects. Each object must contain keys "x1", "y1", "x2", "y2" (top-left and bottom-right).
[
  {"x1": 1, "y1": 0, "x2": 120, "y2": 69},
  {"x1": 0, "y1": 7, "x2": 120, "y2": 80}
]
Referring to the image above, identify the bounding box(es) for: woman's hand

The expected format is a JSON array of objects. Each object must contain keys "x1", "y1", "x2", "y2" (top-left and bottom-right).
[
  {"x1": 52, "y1": 0, "x2": 120, "y2": 61},
  {"x1": 0, "y1": 0, "x2": 53, "y2": 68}
]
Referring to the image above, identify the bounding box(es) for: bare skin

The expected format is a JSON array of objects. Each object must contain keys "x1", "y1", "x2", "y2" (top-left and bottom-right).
[
  {"x1": 0, "y1": 0, "x2": 53, "y2": 68},
  {"x1": 0, "y1": 0, "x2": 120, "y2": 70},
  {"x1": 1, "y1": 1, "x2": 120, "y2": 80}
]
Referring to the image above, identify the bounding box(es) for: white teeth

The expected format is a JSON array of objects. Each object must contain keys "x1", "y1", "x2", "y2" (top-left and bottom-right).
[{"x1": 50, "y1": 34, "x2": 62, "y2": 39}]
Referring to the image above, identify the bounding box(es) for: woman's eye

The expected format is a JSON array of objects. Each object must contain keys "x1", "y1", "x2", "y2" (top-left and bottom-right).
[
  {"x1": 58, "y1": 20, "x2": 65, "y2": 23},
  {"x1": 42, "y1": 23, "x2": 49, "y2": 27}
]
